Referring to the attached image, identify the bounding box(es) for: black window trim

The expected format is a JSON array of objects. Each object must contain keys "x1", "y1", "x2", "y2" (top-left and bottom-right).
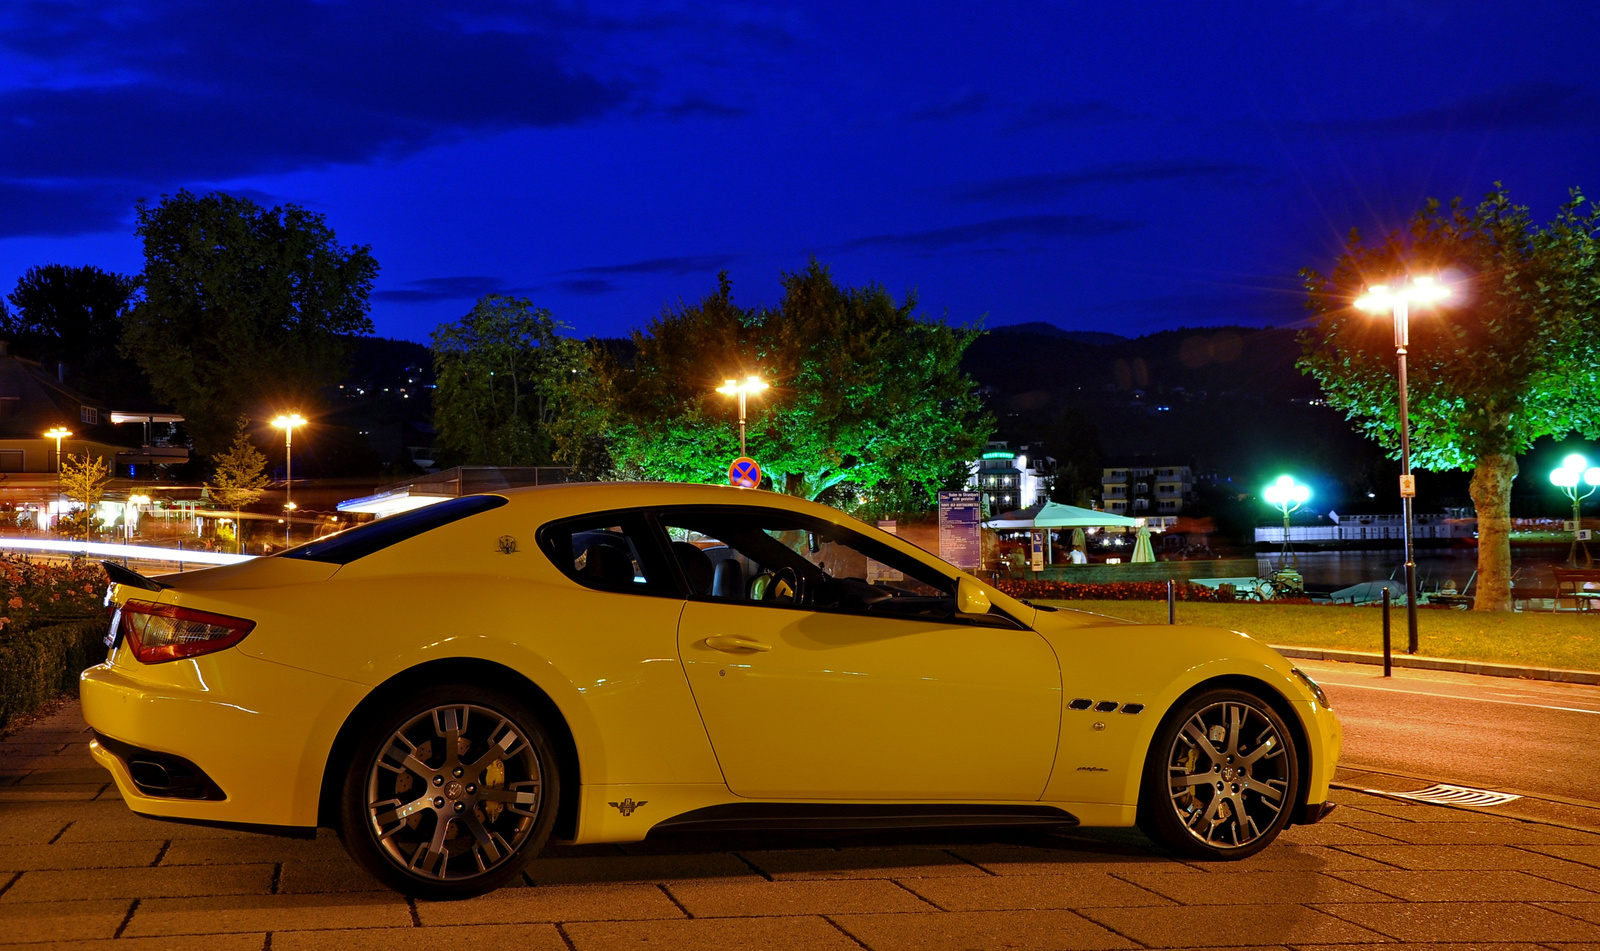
[{"x1": 279, "y1": 494, "x2": 509, "y2": 565}]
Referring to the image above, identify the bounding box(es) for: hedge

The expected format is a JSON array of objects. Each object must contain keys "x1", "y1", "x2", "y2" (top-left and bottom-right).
[
  {"x1": 995, "y1": 579, "x2": 1223, "y2": 602},
  {"x1": 0, "y1": 617, "x2": 108, "y2": 734}
]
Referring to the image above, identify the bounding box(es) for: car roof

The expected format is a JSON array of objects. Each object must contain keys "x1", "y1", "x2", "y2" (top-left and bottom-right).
[{"x1": 493, "y1": 482, "x2": 835, "y2": 519}]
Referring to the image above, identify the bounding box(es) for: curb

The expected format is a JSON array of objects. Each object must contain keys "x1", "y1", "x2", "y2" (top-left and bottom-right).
[{"x1": 1271, "y1": 644, "x2": 1600, "y2": 685}]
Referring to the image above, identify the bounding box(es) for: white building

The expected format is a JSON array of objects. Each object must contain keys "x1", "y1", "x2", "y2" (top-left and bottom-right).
[{"x1": 968, "y1": 441, "x2": 1050, "y2": 515}]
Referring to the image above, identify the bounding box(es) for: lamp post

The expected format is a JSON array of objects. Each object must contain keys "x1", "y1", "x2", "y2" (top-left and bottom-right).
[
  {"x1": 1263, "y1": 475, "x2": 1311, "y2": 569},
  {"x1": 44, "y1": 427, "x2": 72, "y2": 529},
  {"x1": 1551, "y1": 453, "x2": 1600, "y2": 568},
  {"x1": 715, "y1": 376, "x2": 768, "y2": 457},
  {"x1": 271, "y1": 414, "x2": 306, "y2": 546},
  {"x1": 1356, "y1": 275, "x2": 1449, "y2": 654}
]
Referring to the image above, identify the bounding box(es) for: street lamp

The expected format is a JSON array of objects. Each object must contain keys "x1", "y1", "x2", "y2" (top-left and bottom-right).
[
  {"x1": 1263, "y1": 475, "x2": 1311, "y2": 570},
  {"x1": 1356, "y1": 275, "x2": 1449, "y2": 652},
  {"x1": 715, "y1": 376, "x2": 767, "y2": 458},
  {"x1": 1551, "y1": 453, "x2": 1600, "y2": 568},
  {"x1": 44, "y1": 427, "x2": 72, "y2": 528},
  {"x1": 272, "y1": 414, "x2": 306, "y2": 546}
]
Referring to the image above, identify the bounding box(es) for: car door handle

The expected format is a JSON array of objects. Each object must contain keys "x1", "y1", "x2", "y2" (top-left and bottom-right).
[{"x1": 703, "y1": 635, "x2": 772, "y2": 653}]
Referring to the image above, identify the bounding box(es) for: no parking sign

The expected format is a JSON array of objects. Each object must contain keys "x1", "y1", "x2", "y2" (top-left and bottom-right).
[{"x1": 728, "y1": 456, "x2": 761, "y2": 489}]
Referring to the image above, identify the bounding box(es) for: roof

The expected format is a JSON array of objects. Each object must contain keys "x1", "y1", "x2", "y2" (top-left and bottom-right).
[{"x1": 986, "y1": 500, "x2": 1142, "y2": 528}]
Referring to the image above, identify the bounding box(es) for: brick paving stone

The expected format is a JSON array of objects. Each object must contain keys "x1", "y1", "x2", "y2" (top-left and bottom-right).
[
  {"x1": 565, "y1": 915, "x2": 862, "y2": 951},
  {"x1": 418, "y1": 882, "x2": 683, "y2": 926},
  {"x1": 667, "y1": 878, "x2": 933, "y2": 917},
  {"x1": 1542, "y1": 903, "x2": 1600, "y2": 925},
  {"x1": 741, "y1": 847, "x2": 985, "y2": 880},
  {"x1": 903, "y1": 870, "x2": 1178, "y2": 910},
  {"x1": 1125, "y1": 869, "x2": 1397, "y2": 904},
  {"x1": 1340, "y1": 823, "x2": 1600, "y2": 846},
  {"x1": 56, "y1": 814, "x2": 265, "y2": 843},
  {"x1": 836, "y1": 909, "x2": 1139, "y2": 951},
  {"x1": 1520, "y1": 846, "x2": 1600, "y2": 868},
  {"x1": 1279, "y1": 823, "x2": 1415, "y2": 846},
  {"x1": 0, "y1": 783, "x2": 106, "y2": 801},
  {"x1": 1527, "y1": 866, "x2": 1600, "y2": 894},
  {"x1": 947, "y1": 844, "x2": 1205, "y2": 876},
  {"x1": 17, "y1": 767, "x2": 117, "y2": 785},
  {"x1": 0, "y1": 936, "x2": 265, "y2": 951},
  {"x1": 1329, "y1": 870, "x2": 1600, "y2": 903},
  {"x1": 0, "y1": 840, "x2": 162, "y2": 871},
  {"x1": 1083, "y1": 903, "x2": 1392, "y2": 947},
  {"x1": 0, "y1": 862, "x2": 276, "y2": 902},
  {"x1": 1337, "y1": 804, "x2": 1519, "y2": 823},
  {"x1": 1316, "y1": 901, "x2": 1600, "y2": 943},
  {"x1": 159, "y1": 833, "x2": 349, "y2": 865},
  {"x1": 1295, "y1": 944, "x2": 1549, "y2": 951},
  {"x1": 274, "y1": 923, "x2": 569, "y2": 951},
  {"x1": 123, "y1": 892, "x2": 412, "y2": 936},
  {"x1": 0, "y1": 898, "x2": 130, "y2": 945},
  {"x1": 0, "y1": 817, "x2": 67, "y2": 846},
  {"x1": 523, "y1": 852, "x2": 758, "y2": 886},
  {"x1": 1189, "y1": 845, "x2": 1397, "y2": 872},
  {"x1": 276, "y1": 858, "x2": 386, "y2": 894},
  {"x1": 1338, "y1": 845, "x2": 1593, "y2": 872}
]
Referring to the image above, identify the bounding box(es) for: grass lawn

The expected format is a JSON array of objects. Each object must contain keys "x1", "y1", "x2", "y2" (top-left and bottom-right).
[{"x1": 1040, "y1": 600, "x2": 1600, "y2": 673}]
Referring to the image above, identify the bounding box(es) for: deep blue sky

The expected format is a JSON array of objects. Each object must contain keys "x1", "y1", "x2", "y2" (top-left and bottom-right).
[{"x1": 2, "y1": 1, "x2": 1596, "y2": 343}]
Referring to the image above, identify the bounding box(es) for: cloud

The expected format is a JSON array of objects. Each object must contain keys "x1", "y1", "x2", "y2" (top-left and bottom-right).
[
  {"x1": 372, "y1": 276, "x2": 508, "y2": 303},
  {"x1": 664, "y1": 96, "x2": 747, "y2": 120},
  {"x1": 0, "y1": 181, "x2": 135, "y2": 237},
  {"x1": 0, "y1": 0, "x2": 629, "y2": 186},
  {"x1": 952, "y1": 160, "x2": 1264, "y2": 204},
  {"x1": 556, "y1": 278, "x2": 617, "y2": 295},
  {"x1": 908, "y1": 90, "x2": 990, "y2": 122},
  {"x1": 837, "y1": 214, "x2": 1139, "y2": 251},
  {"x1": 568, "y1": 254, "x2": 735, "y2": 276},
  {"x1": 1009, "y1": 99, "x2": 1127, "y2": 130},
  {"x1": 1329, "y1": 82, "x2": 1600, "y2": 134}
]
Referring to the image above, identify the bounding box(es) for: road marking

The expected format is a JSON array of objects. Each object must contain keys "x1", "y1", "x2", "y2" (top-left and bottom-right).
[{"x1": 1320, "y1": 679, "x2": 1600, "y2": 716}]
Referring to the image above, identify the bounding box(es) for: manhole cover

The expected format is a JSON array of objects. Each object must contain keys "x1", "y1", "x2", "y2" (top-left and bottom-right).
[{"x1": 1391, "y1": 783, "x2": 1521, "y2": 807}]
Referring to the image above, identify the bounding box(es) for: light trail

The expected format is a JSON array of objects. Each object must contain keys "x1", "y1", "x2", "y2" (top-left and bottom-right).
[{"x1": 0, "y1": 536, "x2": 254, "y2": 566}]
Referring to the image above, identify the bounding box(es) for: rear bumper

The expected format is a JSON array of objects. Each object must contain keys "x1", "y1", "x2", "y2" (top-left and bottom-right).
[{"x1": 80, "y1": 649, "x2": 367, "y2": 827}]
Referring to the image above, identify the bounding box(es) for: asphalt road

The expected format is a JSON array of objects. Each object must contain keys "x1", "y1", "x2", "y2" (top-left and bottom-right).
[{"x1": 1301, "y1": 659, "x2": 1600, "y2": 808}]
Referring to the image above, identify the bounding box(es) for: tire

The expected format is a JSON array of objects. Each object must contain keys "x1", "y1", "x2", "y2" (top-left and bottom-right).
[
  {"x1": 1137, "y1": 687, "x2": 1300, "y2": 860},
  {"x1": 338, "y1": 684, "x2": 560, "y2": 899}
]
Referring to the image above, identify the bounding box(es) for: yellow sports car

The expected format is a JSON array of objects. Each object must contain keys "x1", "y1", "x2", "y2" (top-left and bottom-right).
[{"x1": 84, "y1": 483, "x2": 1341, "y2": 898}]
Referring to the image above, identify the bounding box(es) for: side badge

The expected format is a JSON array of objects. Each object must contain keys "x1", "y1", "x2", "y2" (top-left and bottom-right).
[
  {"x1": 497, "y1": 535, "x2": 519, "y2": 555},
  {"x1": 609, "y1": 797, "x2": 647, "y2": 816}
]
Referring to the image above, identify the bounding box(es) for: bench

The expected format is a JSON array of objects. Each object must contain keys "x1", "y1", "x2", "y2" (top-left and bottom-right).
[{"x1": 1552, "y1": 568, "x2": 1600, "y2": 612}]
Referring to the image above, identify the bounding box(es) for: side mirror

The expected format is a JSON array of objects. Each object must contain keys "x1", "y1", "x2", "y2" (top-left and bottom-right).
[{"x1": 956, "y1": 576, "x2": 991, "y2": 616}]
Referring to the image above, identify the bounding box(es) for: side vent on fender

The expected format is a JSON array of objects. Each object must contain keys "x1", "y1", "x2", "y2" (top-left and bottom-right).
[
  {"x1": 1094, "y1": 701, "x2": 1120, "y2": 713},
  {"x1": 1068, "y1": 699, "x2": 1093, "y2": 710},
  {"x1": 1120, "y1": 703, "x2": 1145, "y2": 715}
]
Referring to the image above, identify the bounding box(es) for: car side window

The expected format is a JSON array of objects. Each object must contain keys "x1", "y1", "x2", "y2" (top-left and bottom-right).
[
  {"x1": 538, "y1": 512, "x2": 676, "y2": 597},
  {"x1": 658, "y1": 507, "x2": 959, "y2": 621}
]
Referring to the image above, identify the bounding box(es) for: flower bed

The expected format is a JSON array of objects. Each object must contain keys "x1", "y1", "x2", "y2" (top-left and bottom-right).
[{"x1": 0, "y1": 557, "x2": 109, "y2": 733}]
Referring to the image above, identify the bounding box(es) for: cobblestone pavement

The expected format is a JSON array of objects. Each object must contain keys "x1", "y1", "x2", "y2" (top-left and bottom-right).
[{"x1": 6, "y1": 701, "x2": 1600, "y2": 950}]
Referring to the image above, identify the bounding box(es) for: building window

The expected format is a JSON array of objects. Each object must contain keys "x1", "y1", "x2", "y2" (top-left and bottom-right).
[{"x1": 80, "y1": 406, "x2": 98, "y2": 424}]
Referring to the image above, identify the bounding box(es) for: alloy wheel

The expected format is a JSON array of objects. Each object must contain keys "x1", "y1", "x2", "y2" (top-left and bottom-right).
[{"x1": 1163, "y1": 699, "x2": 1290, "y2": 849}]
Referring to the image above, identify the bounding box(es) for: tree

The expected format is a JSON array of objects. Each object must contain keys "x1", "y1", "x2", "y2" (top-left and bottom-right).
[
  {"x1": 208, "y1": 418, "x2": 270, "y2": 554},
  {"x1": 122, "y1": 191, "x2": 378, "y2": 456},
  {"x1": 58, "y1": 452, "x2": 111, "y2": 539},
  {"x1": 562, "y1": 263, "x2": 992, "y2": 513},
  {"x1": 5, "y1": 264, "x2": 147, "y2": 402},
  {"x1": 1041, "y1": 407, "x2": 1104, "y2": 507},
  {"x1": 1300, "y1": 185, "x2": 1599, "y2": 611},
  {"x1": 430, "y1": 296, "x2": 586, "y2": 466}
]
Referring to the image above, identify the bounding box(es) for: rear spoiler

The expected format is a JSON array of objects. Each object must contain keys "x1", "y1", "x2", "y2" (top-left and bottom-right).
[{"x1": 102, "y1": 560, "x2": 171, "y2": 592}]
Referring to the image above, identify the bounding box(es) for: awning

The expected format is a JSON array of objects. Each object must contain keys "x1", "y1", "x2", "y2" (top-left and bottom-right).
[{"x1": 984, "y1": 500, "x2": 1142, "y2": 530}]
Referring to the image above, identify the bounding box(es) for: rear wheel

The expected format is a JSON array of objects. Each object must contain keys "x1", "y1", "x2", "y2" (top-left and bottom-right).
[
  {"x1": 1137, "y1": 688, "x2": 1300, "y2": 859},
  {"x1": 338, "y1": 685, "x2": 559, "y2": 899}
]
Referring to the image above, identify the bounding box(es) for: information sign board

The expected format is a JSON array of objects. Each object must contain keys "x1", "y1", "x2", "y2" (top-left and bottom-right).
[
  {"x1": 1030, "y1": 530, "x2": 1045, "y2": 572},
  {"x1": 937, "y1": 490, "x2": 982, "y2": 570}
]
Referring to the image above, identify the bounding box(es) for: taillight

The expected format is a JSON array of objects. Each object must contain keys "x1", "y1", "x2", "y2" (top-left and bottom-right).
[{"x1": 120, "y1": 600, "x2": 255, "y2": 664}]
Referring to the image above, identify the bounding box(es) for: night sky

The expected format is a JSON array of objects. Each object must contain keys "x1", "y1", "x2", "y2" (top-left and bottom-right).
[{"x1": 2, "y1": 1, "x2": 1596, "y2": 343}]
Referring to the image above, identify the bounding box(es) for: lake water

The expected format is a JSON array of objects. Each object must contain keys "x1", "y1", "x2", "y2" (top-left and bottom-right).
[{"x1": 1263, "y1": 547, "x2": 1569, "y2": 591}]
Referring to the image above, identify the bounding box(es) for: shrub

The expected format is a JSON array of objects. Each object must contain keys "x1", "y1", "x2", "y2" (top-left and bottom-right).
[{"x1": 0, "y1": 617, "x2": 108, "y2": 733}]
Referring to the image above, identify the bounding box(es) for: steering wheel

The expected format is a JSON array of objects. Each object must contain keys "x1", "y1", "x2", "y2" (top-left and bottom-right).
[{"x1": 768, "y1": 566, "x2": 804, "y2": 605}]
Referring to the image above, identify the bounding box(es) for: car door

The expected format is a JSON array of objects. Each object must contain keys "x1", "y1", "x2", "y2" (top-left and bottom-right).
[{"x1": 661, "y1": 505, "x2": 1061, "y2": 802}]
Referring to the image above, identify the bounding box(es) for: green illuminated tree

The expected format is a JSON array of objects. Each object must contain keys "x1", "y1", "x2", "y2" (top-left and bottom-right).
[
  {"x1": 208, "y1": 418, "x2": 271, "y2": 554},
  {"x1": 58, "y1": 452, "x2": 111, "y2": 539},
  {"x1": 430, "y1": 295, "x2": 586, "y2": 466},
  {"x1": 1300, "y1": 185, "x2": 1600, "y2": 611},
  {"x1": 122, "y1": 191, "x2": 377, "y2": 457},
  {"x1": 560, "y1": 263, "x2": 991, "y2": 512}
]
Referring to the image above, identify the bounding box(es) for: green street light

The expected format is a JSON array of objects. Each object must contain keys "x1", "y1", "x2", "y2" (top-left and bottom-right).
[
  {"x1": 1551, "y1": 453, "x2": 1600, "y2": 568},
  {"x1": 1263, "y1": 475, "x2": 1311, "y2": 570}
]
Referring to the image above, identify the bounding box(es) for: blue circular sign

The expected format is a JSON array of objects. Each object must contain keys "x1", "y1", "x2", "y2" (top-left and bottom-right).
[{"x1": 729, "y1": 456, "x2": 761, "y2": 488}]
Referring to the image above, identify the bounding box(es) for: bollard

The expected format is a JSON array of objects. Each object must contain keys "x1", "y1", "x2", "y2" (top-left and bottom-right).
[
  {"x1": 1381, "y1": 586, "x2": 1392, "y2": 678},
  {"x1": 1167, "y1": 580, "x2": 1176, "y2": 624}
]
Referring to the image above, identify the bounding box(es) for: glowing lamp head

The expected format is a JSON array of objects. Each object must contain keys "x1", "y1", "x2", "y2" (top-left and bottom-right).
[
  {"x1": 45, "y1": 427, "x2": 72, "y2": 439},
  {"x1": 716, "y1": 376, "x2": 768, "y2": 396},
  {"x1": 1356, "y1": 276, "x2": 1450, "y2": 312},
  {"x1": 1552, "y1": 453, "x2": 1600, "y2": 488},
  {"x1": 271, "y1": 413, "x2": 307, "y2": 430},
  {"x1": 1263, "y1": 475, "x2": 1310, "y2": 507}
]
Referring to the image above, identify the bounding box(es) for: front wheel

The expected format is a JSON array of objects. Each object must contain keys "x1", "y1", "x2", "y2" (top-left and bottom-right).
[
  {"x1": 1137, "y1": 688, "x2": 1301, "y2": 859},
  {"x1": 338, "y1": 685, "x2": 560, "y2": 899}
]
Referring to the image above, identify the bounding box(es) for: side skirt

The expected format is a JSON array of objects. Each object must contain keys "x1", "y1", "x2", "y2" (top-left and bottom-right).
[{"x1": 646, "y1": 802, "x2": 1079, "y2": 837}]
